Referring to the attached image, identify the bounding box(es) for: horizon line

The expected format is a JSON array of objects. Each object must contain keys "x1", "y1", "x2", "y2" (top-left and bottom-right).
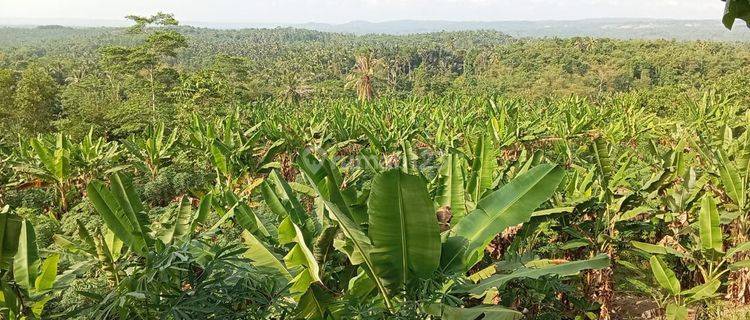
[{"x1": 0, "y1": 16, "x2": 720, "y2": 28}]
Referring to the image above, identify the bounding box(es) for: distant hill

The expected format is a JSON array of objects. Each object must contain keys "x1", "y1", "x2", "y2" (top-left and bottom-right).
[
  {"x1": 2, "y1": 17, "x2": 750, "y2": 41},
  {"x1": 292, "y1": 19, "x2": 750, "y2": 41}
]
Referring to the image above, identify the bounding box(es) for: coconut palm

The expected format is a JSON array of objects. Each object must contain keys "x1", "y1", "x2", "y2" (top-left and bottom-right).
[
  {"x1": 346, "y1": 52, "x2": 383, "y2": 103},
  {"x1": 278, "y1": 69, "x2": 313, "y2": 105}
]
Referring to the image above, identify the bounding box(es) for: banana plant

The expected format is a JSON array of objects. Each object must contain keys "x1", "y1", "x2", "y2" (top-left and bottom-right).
[
  {"x1": 75, "y1": 128, "x2": 123, "y2": 186},
  {"x1": 207, "y1": 188, "x2": 269, "y2": 238},
  {"x1": 12, "y1": 133, "x2": 74, "y2": 215},
  {"x1": 123, "y1": 122, "x2": 178, "y2": 180},
  {"x1": 692, "y1": 115, "x2": 750, "y2": 303},
  {"x1": 632, "y1": 195, "x2": 750, "y2": 304},
  {"x1": 47, "y1": 172, "x2": 217, "y2": 314},
  {"x1": 0, "y1": 212, "x2": 61, "y2": 320},
  {"x1": 242, "y1": 150, "x2": 610, "y2": 319},
  {"x1": 188, "y1": 112, "x2": 284, "y2": 189},
  {"x1": 646, "y1": 255, "x2": 721, "y2": 320},
  {"x1": 85, "y1": 173, "x2": 212, "y2": 257},
  {"x1": 554, "y1": 135, "x2": 652, "y2": 319}
]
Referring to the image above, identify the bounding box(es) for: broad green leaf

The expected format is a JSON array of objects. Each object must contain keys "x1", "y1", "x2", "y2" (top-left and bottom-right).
[
  {"x1": 348, "y1": 268, "x2": 376, "y2": 299},
  {"x1": 631, "y1": 241, "x2": 687, "y2": 258},
  {"x1": 103, "y1": 228, "x2": 123, "y2": 262},
  {"x1": 30, "y1": 138, "x2": 52, "y2": 170},
  {"x1": 75, "y1": 220, "x2": 97, "y2": 256},
  {"x1": 313, "y1": 226, "x2": 337, "y2": 263},
  {"x1": 444, "y1": 164, "x2": 564, "y2": 272},
  {"x1": 241, "y1": 230, "x2": 291, "y2": 280},
  {"x1": 87, "y1": 181, "x2": 137, "y2": 253},
  {"x1": 53, "y1": 134, "x2": 70, "y2": 181},
  {"x1": 323, "y1": 200, "x2": 392, "y2": 310},
  {"x1": 650, "y1": 255, "x2": 681, "y2": 295},
  {"x1": 294, "y1": 284, "x2": 332, "y2": 319},
  {"x1": 467, "y1": 134, "x2": 498, "y2": 202},
  {"x1": 34, "y1": 253, "x2": 60, "y2": 291},
  {"x1": 170, "y1": 196, "x2": 193, "y2": 245},
  {"x1": 468, "y1": 254, "x2": 610, "y2": 294},
  {"x1": 468, "y1": 265, "x2": 497, "y2": 283},
  {"x1": 192, "y1": 194, "x2": 212, "y2": 230},
  {"x1": 0, "y1": 280, "x2": 20, "y2": 316},
  {"x1": 532, "y1": 206, "x2": 574, "y2": 218},
  {"x1": 87, "y1": 173, "x2": 152, "y2": 255},
  {"x1": 682, "y1": 279, "x2": 720, "y2": 302},
  {"x1": 279, "y1": 218, "x2": 321, "y2": 295},
  {"x1": 593, "y1": 137, "x2": 613, "y2": 189},
  {"x1": 234, "y1": 202, "x2": 269, "y2": 237},
  {"x1": 435, "y1": 154, "x2": 468, "y2": 224},
  {"x1": 110, "y1": 173, "x2": 151, "y2": 237},
  {"x1": 299, "y1": 152, "x2": 366, "y2": 224},
  {"x1": 698, "y1": 196, "x2": 723, "y2": 253},
  {"x1": 729, "y1": 260, "x2": 750, "y2": 271},
  {"x1": 256, "y1": 139, "x2": 285, "y2": 171},
  {"x1": 223, "y1": 191, "x2": 269, "y2": 237},
  {"x1": 210, "y1": 140, "x2": 229, "y2": 175},
  {"x1": 93, "y1": 229, "x2": 119, "y2": 284},
  {"x1": 368, "y1": 170, "x2": 441, "y2": 286},
  {"x1": 261, "y1": 170, "x2": 314, "y2": 240},
  {"x1": 617, "y1": 206, "x2": 650, "y2": 221},
  {"x1": 13, "y1": 220, "x2": 39, "y2": 290},
  {"x1": 30, "y1": 296, "x2": 52, "y2": 319},
  {"x1": 0, "y1": 213, "x2": 22, "y2": 270},
  {"x1": 400, "y1": 140, "x2": 419, "y2": 175},
  {"x1": 727, "y1": 241, "x2": 750, "y2": 258},
  {"x1": 261, "y1": 171, "x2": 307, "y2": 222},
  {"x1": 717, "y1": 150, "x2": 745, "y2": 209}
]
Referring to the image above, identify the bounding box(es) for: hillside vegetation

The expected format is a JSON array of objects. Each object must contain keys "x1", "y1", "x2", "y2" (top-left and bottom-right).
[{"x1": 2, "y1": 13, "x2": 750, "y2": 320}]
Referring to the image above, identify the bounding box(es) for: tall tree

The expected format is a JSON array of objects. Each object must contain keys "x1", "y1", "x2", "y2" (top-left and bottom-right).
[
  {"x1": 277, "y1": 67, "x2": 313, "y2": 105},
  {"x1": 346, "y1": 52, "x2": 382, "y2": 102},
  {"x1": 0, "y1": 68, "x2": 18, "y2": 135},
  {"x1": 100, "y1": 12, "x2": 186, "y2": 126},
  {"x1": 12, "y1": 65, "x2": 58, "y2": 134}
]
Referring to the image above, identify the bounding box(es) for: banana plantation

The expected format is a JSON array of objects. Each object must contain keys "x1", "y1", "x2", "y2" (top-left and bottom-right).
[
  {"x1": 1, "y1": 93, "x2": 750, "y2": 319},
  {"x1": 3, "y1": 9, "x2": 750, "y2": 320}
]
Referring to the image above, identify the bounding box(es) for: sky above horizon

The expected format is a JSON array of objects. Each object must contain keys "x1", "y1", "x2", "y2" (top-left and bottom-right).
[{"x1": 0, "y1": 0, "x2": 727, "y2": 24}]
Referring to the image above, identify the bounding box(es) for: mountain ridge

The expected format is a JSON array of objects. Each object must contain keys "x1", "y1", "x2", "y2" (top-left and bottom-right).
[{"x1": 1, "y1": 17, "x2": 749, "y2": 40}]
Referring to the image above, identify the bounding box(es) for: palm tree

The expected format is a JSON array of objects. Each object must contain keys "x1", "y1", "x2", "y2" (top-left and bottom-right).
[
  {"x1": 346, "y1": 53, "x2": 382, "y2": 103},
  {"x1": 278, "y1": 69, "x2": 313, "y2": 105}
]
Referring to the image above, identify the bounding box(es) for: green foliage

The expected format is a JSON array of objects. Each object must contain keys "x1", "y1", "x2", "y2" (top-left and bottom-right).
[
  {"x1": 3, "y1": 10, "x2": 750, "y2": 319},
  {"x1": 11, "y1": 65, "x2": 58, "y2": 134},
  {"x1": 724, "y1": 0, "x2": 750, "y2": 29},
  {"x1": 368, "y1": 169, "x2": 441, "y2": 286},
  {"x1": 444, "y1": 164, "x2": 564, "y2": 272}
]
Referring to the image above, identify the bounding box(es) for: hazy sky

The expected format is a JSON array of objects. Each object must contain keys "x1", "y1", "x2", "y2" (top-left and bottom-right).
[{"x1": 0, "y1": 0, "x2": 727, "y2": 23}]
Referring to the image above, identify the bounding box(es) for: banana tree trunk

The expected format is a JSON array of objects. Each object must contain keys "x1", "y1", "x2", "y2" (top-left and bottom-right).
[
  {"x1": 584, "y1": 265, "x2": 614, "y2": 320},
  {"x1": 57, "y1": 183, "x2": 68, "y2": 218},
  {"x1": 727, "y1": 219, "x2": 750, "y2": 304}
]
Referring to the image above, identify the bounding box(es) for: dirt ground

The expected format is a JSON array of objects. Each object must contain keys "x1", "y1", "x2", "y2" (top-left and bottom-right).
[
  {"x1": 611, "y1": 294, "x2": 661, "y2": 319},
  {"x1": 611, "y1": 295, "x2": 750, "y2": 320}
]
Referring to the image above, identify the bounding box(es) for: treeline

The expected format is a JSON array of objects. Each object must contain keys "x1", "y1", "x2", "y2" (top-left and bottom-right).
[{"x1": 2, "y1": 22, "x2": 750, "y2": 140}]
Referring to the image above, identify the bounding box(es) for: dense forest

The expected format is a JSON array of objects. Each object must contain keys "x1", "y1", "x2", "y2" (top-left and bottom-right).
[
  {"x1": 2, "y1": 23, "x2": 750, "y2": 139},
  {"x1": 3, "y1": 10, "x2": 750, "y2": 320}
]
